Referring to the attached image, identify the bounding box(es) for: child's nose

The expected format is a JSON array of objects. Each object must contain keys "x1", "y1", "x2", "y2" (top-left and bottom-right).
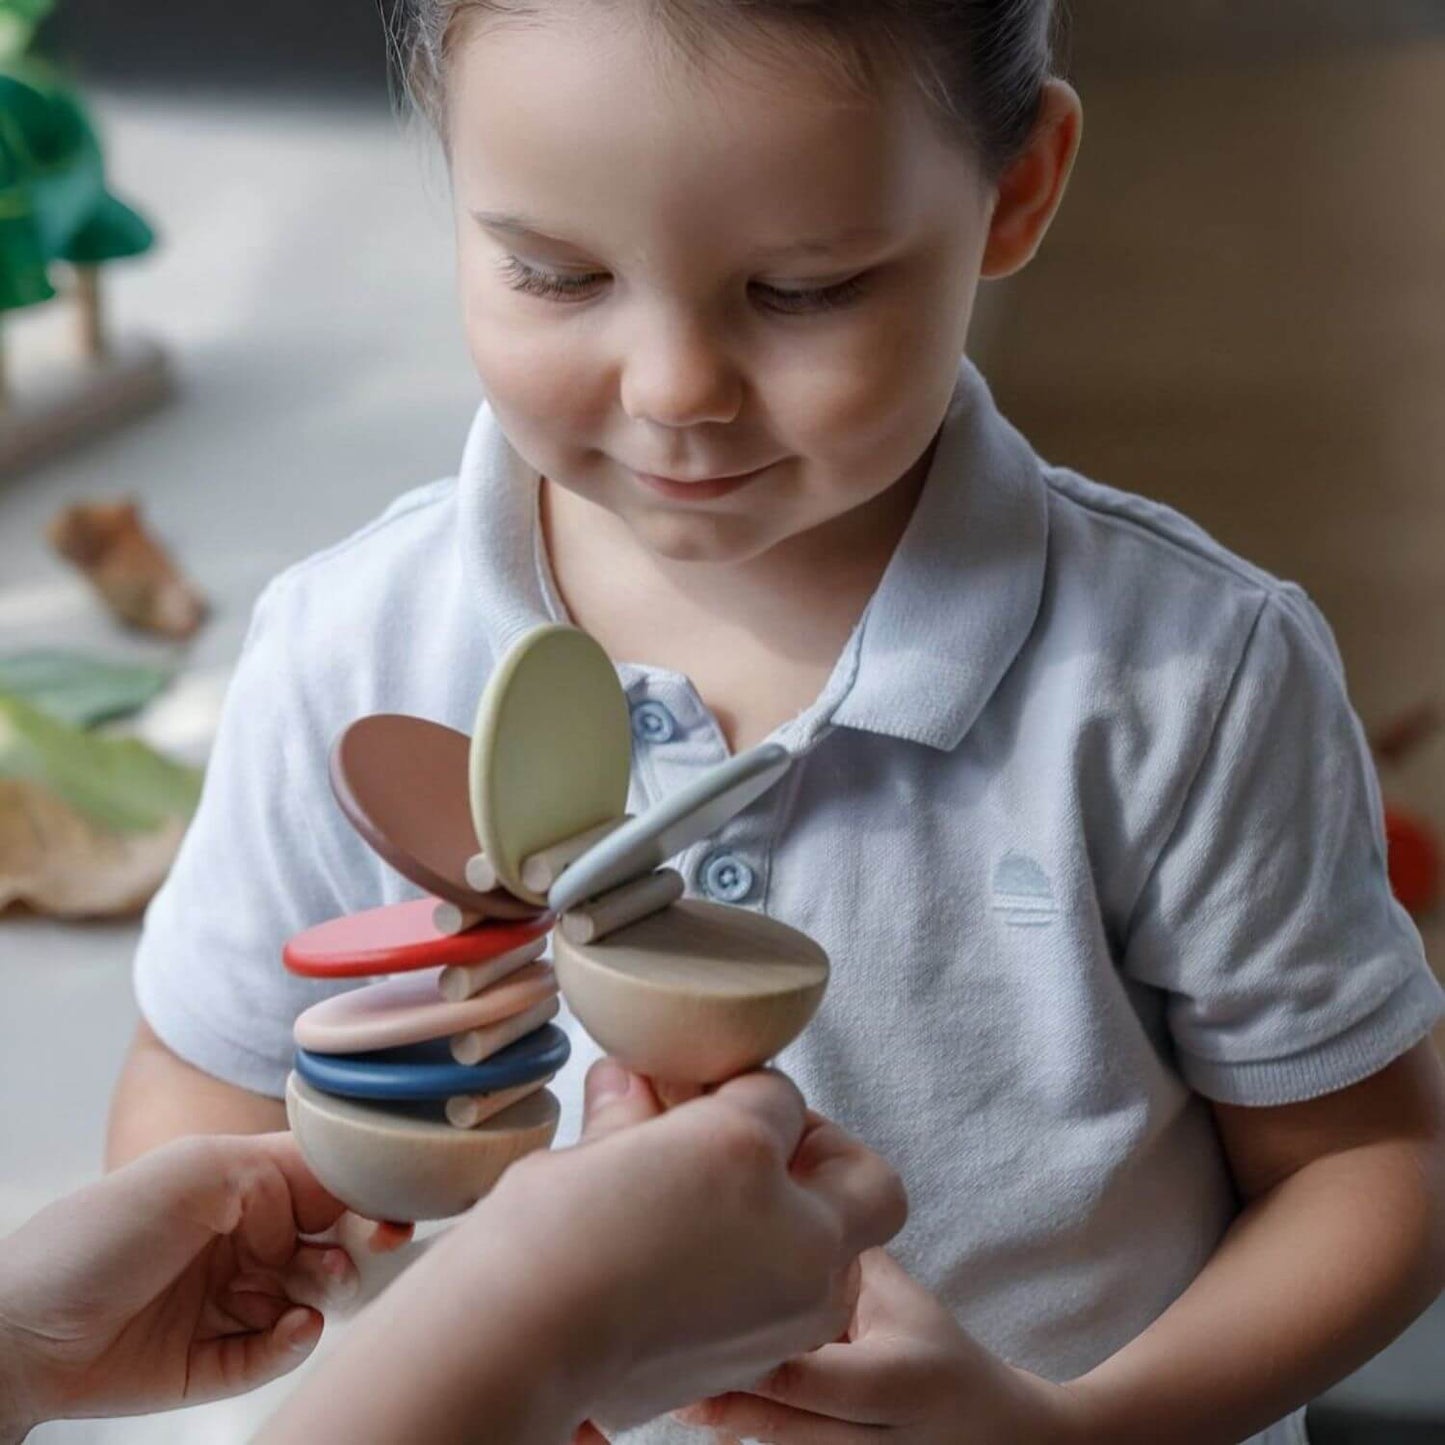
[{"x1": 619, "y1": 315, "x2": 744, "y2": 428}]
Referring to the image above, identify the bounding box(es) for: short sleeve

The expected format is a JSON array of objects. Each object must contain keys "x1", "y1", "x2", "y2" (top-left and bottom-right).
[
  {"x1": 1123, "y1": 588, "x2": 1444, "y2": 1106},
  {"x1": 133, "y1": 577, "x2": 384, "y2": 1097}
]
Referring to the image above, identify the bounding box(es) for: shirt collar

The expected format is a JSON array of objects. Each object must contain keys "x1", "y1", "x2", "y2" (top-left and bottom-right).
[
  {"x1": 823, "y1": 361, "x2": 1049, "y2": 752},
  {"x1": 457, "y1": 399, "x2": 557, "y2": 652},
  {"x1": 456, "y1": 359, "x2": 1048, "y2": 754}
]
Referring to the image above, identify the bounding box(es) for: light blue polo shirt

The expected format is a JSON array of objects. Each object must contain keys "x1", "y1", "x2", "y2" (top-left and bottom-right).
[{"x1": 134, "y1": 361, "x2": 1442, "y2": 1445}]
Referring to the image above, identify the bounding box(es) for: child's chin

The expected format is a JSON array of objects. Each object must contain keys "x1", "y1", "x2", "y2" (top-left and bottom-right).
[{"x1": 627, "y1": 506, "x2": 774, "y2": 566}]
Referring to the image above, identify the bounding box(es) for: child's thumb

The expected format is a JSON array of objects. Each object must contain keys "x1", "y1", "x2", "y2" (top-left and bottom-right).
[{"x1": 579, "y1": 1058, "x2": 660, "y2": 1142}]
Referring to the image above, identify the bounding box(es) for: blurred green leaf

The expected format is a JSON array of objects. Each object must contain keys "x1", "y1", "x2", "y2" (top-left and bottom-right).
[
  {"x1": 0, "y1": 691, "x2": 200, "y2": 833},
  {"x1": 0, "y1": 650, "x2": 171, "y2": 727}
]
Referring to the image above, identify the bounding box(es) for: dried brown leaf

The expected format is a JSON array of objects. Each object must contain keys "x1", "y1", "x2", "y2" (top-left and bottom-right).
[{"x1": 0, "y1": 778, "x2": 186, "y2": 918}]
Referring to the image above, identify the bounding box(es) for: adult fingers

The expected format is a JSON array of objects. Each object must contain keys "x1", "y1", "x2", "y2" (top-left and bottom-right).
[
  {"x1": 256, "y1": 1133, "x2": 351, "y2": 1236},
  {"x1": 706, "y1": 1070, "x2": 809, "y2": 1165},
  {"x1": 186, "y1": 1306, "x2": 323, "y2": 1403},
  {"x1": 790, "y1": 1119, "x2": 908, "y2": 1257},
  {"x1": 579, "y1": 1059, "x2": 663, "y2": 1143}
]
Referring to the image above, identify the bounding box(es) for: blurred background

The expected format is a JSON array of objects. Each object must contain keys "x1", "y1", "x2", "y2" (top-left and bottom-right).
[{"x1": 3, "y1": 2, "x2": 1444, "y2": 1440}]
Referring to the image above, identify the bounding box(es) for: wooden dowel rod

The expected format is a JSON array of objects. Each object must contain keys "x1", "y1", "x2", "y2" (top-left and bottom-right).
[
  {"x1": 521, "y1": 815, "x2": 631, "y2": 895},
  {"x1": 559, "y1": 868, "x2": 684, "y2": 946},
  {"x1": 438, "y1": 936, "x2": 548, "y2": 1002},
  {"x1": 464, "y1": 853, "x2": 499, "y2": 893},
  {"x1": 450, "y1": 996, "x2": 559, "y2": 1067},
  {"x1": 445, "y1": 1076, "x2": 552, "y2": 1130},
  {"x1": 433, "y1": 901, "x2": 486, "y2": 936}
]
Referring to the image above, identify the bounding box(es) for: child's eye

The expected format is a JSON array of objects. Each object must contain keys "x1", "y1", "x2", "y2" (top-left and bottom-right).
[
  {"x1": 498, "y1": 255, "x2": 607, "y2": 302},
  {"x1": 496, "y1": 254, "x2": 869, "y2": 315},
  {"x1": 752, "y1": 275, "x2": 869, "y2": 315}
]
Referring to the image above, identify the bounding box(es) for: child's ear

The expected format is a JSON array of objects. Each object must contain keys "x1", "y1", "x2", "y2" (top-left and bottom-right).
[{"x1": 981, "y1": 79, "x2": 1083, "y2": 280}]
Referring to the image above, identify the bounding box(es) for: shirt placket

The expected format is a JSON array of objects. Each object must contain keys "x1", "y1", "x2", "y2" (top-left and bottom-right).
[{"x1": 622, "y1": 670, "x2": 777, "y2": 912}]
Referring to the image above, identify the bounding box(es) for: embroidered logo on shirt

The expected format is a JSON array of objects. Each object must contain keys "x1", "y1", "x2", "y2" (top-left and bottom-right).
[{"x1": 991, "y1": 851, "x2": 1057, "y2": 928}]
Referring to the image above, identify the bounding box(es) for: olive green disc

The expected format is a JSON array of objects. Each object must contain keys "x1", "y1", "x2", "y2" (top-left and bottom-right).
[{"x1": 469, "y1": 625, "x2": 632, "y2": 904}]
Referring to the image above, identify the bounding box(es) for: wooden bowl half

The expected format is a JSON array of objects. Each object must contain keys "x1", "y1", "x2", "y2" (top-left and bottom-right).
[
  {"x1": 553, "y1": 898, "x2": 828, "y2": 1084},
  {"x1": 286, "y1": 1072, "x2": 558, "y2": 1222}
]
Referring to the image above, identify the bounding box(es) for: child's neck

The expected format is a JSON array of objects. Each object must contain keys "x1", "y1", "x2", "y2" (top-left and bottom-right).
[{"x1": 540, "y1": 450, "x2": 932, "y2": 752}]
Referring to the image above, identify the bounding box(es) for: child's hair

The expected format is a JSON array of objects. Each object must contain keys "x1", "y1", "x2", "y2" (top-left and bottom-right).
[{"x1": 400, "y1": 0, "x2": 1060, "y2": 175}]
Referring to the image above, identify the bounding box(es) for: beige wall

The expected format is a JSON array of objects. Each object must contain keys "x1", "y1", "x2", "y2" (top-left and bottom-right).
[{"x1": 977, "y1": 40, "x2": 1445, "y2": 1012}]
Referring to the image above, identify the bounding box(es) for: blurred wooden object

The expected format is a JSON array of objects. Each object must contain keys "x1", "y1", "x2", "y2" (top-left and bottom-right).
[
  {"x1": 980, "y1": 39, "x2": 1445, "y2": 1007},
  {"x1": 1065, "y1": 2, "x2": 1445, "y2": 73},
  {"x1": 0, "y1": 336, "x2": 171, "y2": 478}
]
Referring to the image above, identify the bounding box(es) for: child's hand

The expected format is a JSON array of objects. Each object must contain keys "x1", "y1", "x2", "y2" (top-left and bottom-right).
[
  {"x1": 0, "y1": 1132, "x2": 362, "y2": 1436},
  {"x1": 677, "y1": 1248, "x2": 1088, "y2": 1443}
]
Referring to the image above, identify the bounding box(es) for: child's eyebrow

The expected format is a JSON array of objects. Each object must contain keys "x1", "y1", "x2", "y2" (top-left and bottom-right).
[{"x1": 470, "y1": 209, "x2": 890, "y2": 259}]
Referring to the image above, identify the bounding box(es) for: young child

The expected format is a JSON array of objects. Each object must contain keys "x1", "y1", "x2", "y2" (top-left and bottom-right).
[{"x1": 111, "y1": 1, "x2": 1445, "y2": 1441}]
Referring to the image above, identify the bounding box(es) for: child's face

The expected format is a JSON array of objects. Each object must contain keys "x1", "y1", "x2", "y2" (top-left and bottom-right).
[{"x1": 449, "y1": 9, "x2": 993, "y2": 565}]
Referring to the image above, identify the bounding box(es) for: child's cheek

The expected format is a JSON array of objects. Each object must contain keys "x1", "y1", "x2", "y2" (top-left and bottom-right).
[{"x1": 460, "y1": 285, "x2": 606, "y2": 439}]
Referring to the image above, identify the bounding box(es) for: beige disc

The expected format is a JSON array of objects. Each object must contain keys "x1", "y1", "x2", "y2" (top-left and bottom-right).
[
  {"x1": 469, "y1": 625, "x2": 631, "y2": 905},
  {"x1": 285, "y1": 1072, "x2": 559, "y2": 1222},
  {"x1": 552, "y1": 898, "x2": 829, "y2": 1084}
]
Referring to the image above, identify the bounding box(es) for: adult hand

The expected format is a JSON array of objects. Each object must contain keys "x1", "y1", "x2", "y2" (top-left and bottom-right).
[
  {"x1": 514, "y1": 1060, "x2": 909, "y2": 1432},
  {"x1": 262, "y1": 1061, "x2": 907, "y2": 1445},
  {"x1": 0, "y1": 1133, "x2": 362, "y2": 1440}
]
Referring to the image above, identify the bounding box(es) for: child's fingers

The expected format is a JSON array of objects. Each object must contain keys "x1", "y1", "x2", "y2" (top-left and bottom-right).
[
  {"x1": 751, "y1": 1339, "x2": 898, "y2": 1424},
  {"x1": 674, "y1": 1393, "x2": 867, "y2": 1443},
  {"x1": 187, "y1": 1305, "x2": 323, "y2": 1402},
  {"x1": 579, "y1": 1058, "x2": 663, "y2": 1142},
  {"x1": 279, "y1": 1243, "x2": 360, "y2": 1312},
  {"x1": 364, "y1": 1218, "x2": 415, "y2": 1253},
  {"x1": 332, "y1": 1211, "x2": 415, "y2": 1257},
  {"x1": 653, "y1": 1078, "x2": 705, "y2": 1110}
]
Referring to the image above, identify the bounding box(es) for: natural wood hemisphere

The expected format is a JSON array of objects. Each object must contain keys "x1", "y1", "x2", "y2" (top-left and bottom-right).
[
  {"x1": 553, "y1": 899, "x2": 828, "y2": 1084},
  {"x1": 286, "y1": 1072, "x2": 558, "y2": 1222}
]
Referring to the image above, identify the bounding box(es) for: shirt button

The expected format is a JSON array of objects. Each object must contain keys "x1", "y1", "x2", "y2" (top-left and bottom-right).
[
  {"x1": 631, "y1": 700, "x2": 678, "y2": 744},
  {"x1": 701, "y1": 850, "x2": 755, "y2": 904}
]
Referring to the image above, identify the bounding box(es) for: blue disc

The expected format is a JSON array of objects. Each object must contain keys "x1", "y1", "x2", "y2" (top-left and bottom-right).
[{"x1": 294, "y1": 1024, "x2": 570, "y2": 1102}]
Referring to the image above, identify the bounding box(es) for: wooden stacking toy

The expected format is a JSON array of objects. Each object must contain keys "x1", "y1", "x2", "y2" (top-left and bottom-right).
[{"x1": 283, "y1": 623, "x2": 828, "y2": 1221}]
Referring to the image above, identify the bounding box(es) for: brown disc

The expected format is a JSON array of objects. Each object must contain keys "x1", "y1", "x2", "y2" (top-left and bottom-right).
[{"x1": 330, "y1": 714, "x2": 542, "y2": 920}]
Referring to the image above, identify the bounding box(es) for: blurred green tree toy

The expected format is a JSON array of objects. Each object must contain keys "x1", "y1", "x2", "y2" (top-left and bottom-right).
[{"x1": 0, "y1": 0, "x2": 169, "y2": 469}]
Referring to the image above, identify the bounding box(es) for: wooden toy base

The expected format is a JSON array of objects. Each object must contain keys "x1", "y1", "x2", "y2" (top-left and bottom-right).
[
  {"x1": 0, "y1": 337, "x2": 173, "y2": 477},
  {"x1": 552, "y1": 898, "x2": 829, "y2": 1084},
  {"x1": 286, "y1": 1071, "x2": 559, "y2": 1222}
]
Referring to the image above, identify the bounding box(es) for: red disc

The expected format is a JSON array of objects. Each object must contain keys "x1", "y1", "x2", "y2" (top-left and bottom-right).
[{"x1": 284, "y1": 899, "x2": 552, "y2": 978}]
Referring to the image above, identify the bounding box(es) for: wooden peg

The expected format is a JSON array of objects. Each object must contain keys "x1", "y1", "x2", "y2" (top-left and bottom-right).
[
  {"x1": 559, "y1": 868, "x2": 684, "y2": 945},
  {"x1": 520, "y1": 815, "x2": 632, "y2": 894},
  {"x1": 450, "y1": 996, "x2": 560, "y2": 1067},
  {"x1": 465, "y1": 853, "x2": 499, "y2": 893},
  {"x1": 445, "y1": 1076, "x2": 552, "y2": 1130},
  {"x1": 438, "y1": 935, "x2": 548, "y2": 1002},
  {"x1": 433, "y1": 901, "x2": 486, "y2": 936}
]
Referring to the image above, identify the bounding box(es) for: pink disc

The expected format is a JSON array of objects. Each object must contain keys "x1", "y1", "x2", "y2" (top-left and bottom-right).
[{"x1": 293, "y1": 961, "x2": 559, "y2": 1054}]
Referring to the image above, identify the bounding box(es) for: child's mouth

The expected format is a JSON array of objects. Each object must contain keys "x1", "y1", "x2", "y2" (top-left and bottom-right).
[{"x1": 628, "y1": 462, "x2": 773, "y2": 503}]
